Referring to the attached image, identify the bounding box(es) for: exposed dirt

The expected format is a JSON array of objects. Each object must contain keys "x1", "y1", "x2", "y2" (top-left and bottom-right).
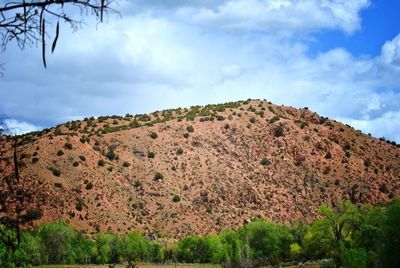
[{"x1": 1, "y1": 99, "x2": 399, "y2": 238}]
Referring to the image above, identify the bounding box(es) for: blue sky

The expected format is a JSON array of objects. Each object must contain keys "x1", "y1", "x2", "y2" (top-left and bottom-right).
[{"x1": 1, "y1": 0, "x2": 400, "y2": 142}]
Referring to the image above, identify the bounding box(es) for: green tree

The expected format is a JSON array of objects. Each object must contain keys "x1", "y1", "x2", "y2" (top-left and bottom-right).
[
  {"x1": 382, "y1": 200, "x2": 400, "y2": 267},
  {"x1": 304, "y1": 201, "x2": 361, "y2": 266},
  {"x1": 37, "y1": 221, "x2": 76, "y2": 264},
  {"x1": 241, "y1": 219, "x2": 294, "y2": 265}
]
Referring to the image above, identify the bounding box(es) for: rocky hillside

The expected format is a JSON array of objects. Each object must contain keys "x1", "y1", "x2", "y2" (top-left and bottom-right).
[{"x1": 1, "y1": 99, "x2": 400, "y2": 238}]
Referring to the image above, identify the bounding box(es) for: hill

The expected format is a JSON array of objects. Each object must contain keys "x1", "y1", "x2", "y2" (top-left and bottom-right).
[{"x1": 1, "y1": 99, "x2": 399, "y2": 238}]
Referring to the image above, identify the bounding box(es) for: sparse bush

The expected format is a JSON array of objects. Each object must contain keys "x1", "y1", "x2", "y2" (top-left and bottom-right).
[
  {"x1": 154, "y1": 172, "x2": 164, "y2": 181},
  {"x1": 79, "y1": 137, "x2": 86, "y2": 143},
  {"x1": 249, "y1": 117, "x2": 256, "y2": 124},
  {"x1": 64, "y1": 143, "x2": 73, "y2": 150},
  {"x1": 75, "y1": 201, "x2": 83, "y2": 211},
  {"x1": 73, "y1": 161, "x2": 79, "y2": 167},
  {"x1": 50, "y1": 168, "x2": 61, "y2": 177},
  {"x1": 269, "y1": 115, "x2": 280, "y2": 124},
  {"x1": 54, "y1": 182, "x2": 63, "y2": 188},
  {"x1": 106, "y1": 149, "x2": 116, "y2": 161},
  {"x1": 186, "y1": 125, "x2": 194, "y2": 133},
  {"x1": 134, "y1": 180, "x2": 141, "y2": 188},
  {"x1": 148, "y1": 151, "x2": 155, "y2": 158},
  {"x1": 183, "y1": 133, "x2": 189, "y2": 138},
  {"x1": 150, "y1": 132, "x2": 158, "y2": 139},
  {"x1": 217, "y1": 115, "x2": 225, "y2": 121},
  {"x1": 79, "y1": 155, "x2": 86, "y2": 161},
  {"x1": 57, "y1": 150, "x2": 64, "y2": 156},
  {"x1": 123, "y1": 161, "x2": 130, "y2": 167},
  {"x1": 85, "y1": 181, "x2": 93, "y2": 190},
  {"x1": 176, "y1": 147, "x2": 183, "y2": 155},
  {"x1": 172, "y1": 195, "x2": 181, "y2": 203},
  {"x1": 32, "y1": 157, "x2": 39, "y2": 164},
  {"x1": 274, "y1": 125, "x2": 284, "y2": 137},
  {"x1": 98, "y1": 159, "x2": 105, "y2": 166},
  {"x1": 224, "y1": 124, "x2": 230, "y2": 129},
  {"x1": 325, "y1": 151, "x2": 332, "y2": 159},
  {"x1": 260, "y1": 158, "x2": 271, "y2": 166}
]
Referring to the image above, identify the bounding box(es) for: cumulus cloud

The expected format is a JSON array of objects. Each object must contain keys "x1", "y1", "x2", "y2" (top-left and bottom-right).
[
  {"x1": 3, "y1": 119, "x2": 41, "y2": 135},
  {"x1": 0, "y1": 0, "x2": 399, "y2": 142},
  {"x1": 175, "y1": 0, "x2": 370, "y2": 33}
]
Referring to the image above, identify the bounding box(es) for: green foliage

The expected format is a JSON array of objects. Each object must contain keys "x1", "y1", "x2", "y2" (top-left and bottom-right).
[
  {"x1": 85, "y1": 181, "x2": 93, "y2": 190},
  {"x1": 154, "y1": 172, "x2": 164, "y2": 181},
  {"x1": 64, "y1": 143, "x2": 73, "y2": 150},
  {"x1": 382, "y1": 200, "x2": 400, "y2": 267},
  {"x1": 172, "y1": 195, "x2": 181, "y2": 203},
  {"x1": 176, "y1": 147, "x2": 183, "y2": 155},
  {"x1": 150, "y1": 132, "x2": 158, "y2": 139},
  {"x1": 98, "y1": 159, "x2": 105, "y2": 166},
  {"x1": 260, "y1": 158, "x2": 271, "y2": 166},
  {"x1": 274, "y1": 125, "x2": 284, "y2": 137},
  {"x1": 37, "y1": 221, "x2": 76, "y2": 264},
  {"x1": 49, "y1": 167, "x2": 61, "y2": 177},
  {"x1": 106, "y1": 148, "x2": 116, "y2": 161},
  {"x1": 340, "y1": 247, "x2": 367, "y2": 268},
  {"x1": 2, "y1": 200, "x2": 399, "y2": 267},
  {"x1": 186, "y1": 125, "x2": 194, "y2": 133},
  {"x1": 241, "y1": 220, "x2": 294, "y2": 265},
  {"x1": 269, "y1": 115, "x2": 280, "y2": 124}
]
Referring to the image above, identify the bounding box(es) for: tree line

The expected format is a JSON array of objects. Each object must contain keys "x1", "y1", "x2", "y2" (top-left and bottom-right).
[{"x1": 0, "y1": 199, "x2": 399, "y2": 267}]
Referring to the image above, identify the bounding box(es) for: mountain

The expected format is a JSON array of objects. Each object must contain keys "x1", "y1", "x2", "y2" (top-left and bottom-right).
[{"x1": 1, "y1": 99, "x2": 399, "y2": 238}]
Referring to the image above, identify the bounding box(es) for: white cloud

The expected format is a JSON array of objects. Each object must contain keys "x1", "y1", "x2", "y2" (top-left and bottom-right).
[
  {"x1": 176, "y1": 0, "x2": 370, "y2": 33},
  {"x1": 1, "y1": 2, "x2": 399, "y2": 143},
  {"x1": 3, "y1": 119, "x2": 41, "y2": 135}
]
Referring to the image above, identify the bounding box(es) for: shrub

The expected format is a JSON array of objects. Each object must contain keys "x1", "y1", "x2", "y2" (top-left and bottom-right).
[
  {"x1": 274, "y1": 125, "x2": 284, "y2": 137},
  {"x1": 325, "y1": 151, "x2": 332, "y2": 159},
  {"x1": 269, "y1": 115, "x2": 280, "y2": 124},
  {"x1": 85, "y1": 181, "x2": 93, "y2": 190},
  {"x1": 186, "y1": 125, "x2": 194, "y2": 133},
  {"x1": 183, "y1": 133, "x2": 189, "y2": 139},
  {"x1": 75, "y1": 201, "x2": 83, "y2": 211},
  {"x1": 249, "y1": 117, "x2": 256, "y2": 124},
  {"x1": 150, "y1": 132, "x2": 158, "y2": 139},
  {"x1": 79, "y1": 155, "x2": 86, "y2": 161},
  {"x1": 73, "y1": 161, "x2": 79, "y2": 167},
  {"x1": 32, "y1": 157, "x2": 39, "y2": 164},
  {"x1": 148, "y1": 152, "x2": 155, "y2": 158},
  {"x1": 123, "y1": 161, "x2": 130, "y2": 167},
  {"x1": 54, "y1": 182, "x2": 63, "y2": 188},
  {"x1": 224, "y1": 124, "x2": 230, "y2": 129},
  {"x1": 176, "y1": 147, "x2": 183, "y2": 155},
  {"x1": 134, "y1": 180, "x2": 141, "y2": 188},
  {"x1": 172, "y1": 195, "x2": 181, "y2": 203},
  {"x1": 106, "y1": 149, "x2": 116, "y2": 161},
  {"x1": 64, "y1": 143, "x2": 73, "y2": 150},
  {"x1": 217, "y1": 115, "x2": 225, "y2": 121},
  {"x1": 260, "y1": 158, "x2": 271, "y2": 166},
  {"x1": 51, "y1": 168, "x2": 61, "y2": 177},
  {"x1": 57, "y1": 150, "x2": 64, "y2": 156},
  {"x1": 154, "y1": 172, "x2": 164, "y2": 181},
  {"x1": 98, "y1": 159, "x2": 105, "y2": 166},
  {"x1": 79, "y1": 137, "x2": 86, "y2": 143}
]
